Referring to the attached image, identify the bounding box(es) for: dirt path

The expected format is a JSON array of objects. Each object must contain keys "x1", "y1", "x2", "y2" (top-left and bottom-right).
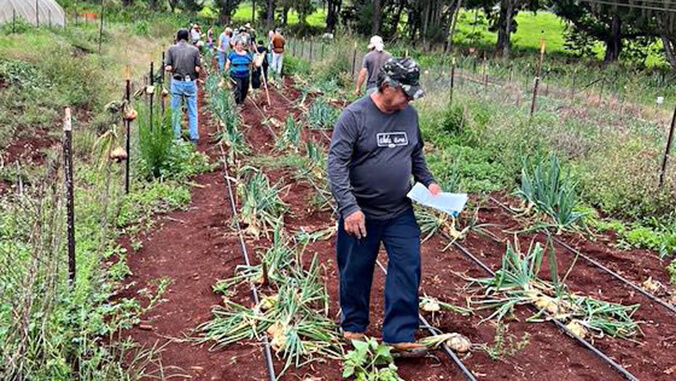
[{"x1": 118, "y1": 86, "x2": 269, "y2": 380}]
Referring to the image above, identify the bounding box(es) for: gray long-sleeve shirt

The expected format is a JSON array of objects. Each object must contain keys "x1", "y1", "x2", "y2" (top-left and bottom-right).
[{"x1": 328, "y1": 96, "x2": 436, "y2": 220}]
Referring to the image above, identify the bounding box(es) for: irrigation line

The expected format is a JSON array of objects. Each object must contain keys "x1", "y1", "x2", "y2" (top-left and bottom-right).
[
  {"x1": 374, "y1": 260, "x2": 477, "y2": 381},
  {"x1": 218, "y1": 143, "x2": 277, "y2": 381},
  {"x1": 449, "y1": 240, "x2": 638, "y2": 381},
  {"x1": 246, "y1": 97, "x2": 278, "y2": 141},
  {"x1": 487, "y1": 195, "x2": 676, "y2": 317}
]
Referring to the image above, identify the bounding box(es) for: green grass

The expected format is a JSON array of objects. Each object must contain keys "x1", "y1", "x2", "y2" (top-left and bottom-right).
[
  {"x1": 453, "y1": 10, "x2": 567, "y2": 53},
  {"x1": 226, "y1": 2, "x2": 327, "y2": 28}
]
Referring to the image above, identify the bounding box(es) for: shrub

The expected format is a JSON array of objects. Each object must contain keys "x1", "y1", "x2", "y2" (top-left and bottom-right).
[
  {"x1": 137, "y1": 102, "x2": 174, "y2": 179},
  {"x1": 441, "y1": 104, "x2": 465, "y2": 134}
]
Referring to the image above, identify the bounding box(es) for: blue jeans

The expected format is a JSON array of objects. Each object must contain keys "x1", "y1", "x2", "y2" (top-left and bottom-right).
[
  {"x1": 336, "y1": 208, "x2": 421, "y2": 343},
  {"x1": 217, "y1": 50, "x2": 227, "y2": 72},
  {"x1": 170, "y1": 79, "x2": 198, "y2": 141}
]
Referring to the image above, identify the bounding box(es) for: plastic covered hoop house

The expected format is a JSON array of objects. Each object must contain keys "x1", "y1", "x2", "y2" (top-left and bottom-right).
[{"x1": 0, "y1": 0, "x2": 66, "y2": 27}]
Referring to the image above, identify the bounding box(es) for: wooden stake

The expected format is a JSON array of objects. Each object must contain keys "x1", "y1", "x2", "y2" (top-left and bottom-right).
[
  {"x1": 530, "y1": 37, "x2": 546, "y2": 118},
  {"x1": 309, "y1": 39, "x2": 313, "y2": 64},
  {"x1": 300, "y1": 37, "x2": 305, "y2": 59},
  {"x1": 351, "y1": 46, "x2": 357, "y2": 79},
  {"x1": 98, "y1": 0, "x2": 105, "y2": 55},
  {"x1": 659, "y1": 104, "x2": 676, "y2": 187},
  {"x1": 36, "y1": 0, "x2": 39, "y2": 27},
  {"x1": 63, "y1": 108, "x2": 76, "y2": 285},
  {"x1": 450, "y1": 58, "x2": 456, "y2": 106}
]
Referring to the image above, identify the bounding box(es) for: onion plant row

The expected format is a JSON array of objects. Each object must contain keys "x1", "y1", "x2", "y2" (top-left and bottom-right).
[
  {"x1": 200, "y1": 228, "x2": 343, "y2": 377},
  {"x1": 469, "y1": 241, "x2": 641, "y2": 340},
  {"x1": 205, "y1": 73, "x2": 249, "y2": 162},
  {"x1": 515, "y1": 153, "x2": 587, "y2": 234}
]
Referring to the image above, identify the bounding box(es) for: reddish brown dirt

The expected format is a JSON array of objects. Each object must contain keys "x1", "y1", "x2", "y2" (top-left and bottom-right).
[
  {"x1": 457, "y1": 198, "x2": 676, "y2": 380},
  {"x1": 233, "y1": 87, "x2": 623, "y2": 380},
  {"x1": 117, "y1": 84, "x2": 270, "y2": 380},
  {"x1": 118, "y1": 75, "x2": 675, "y2": 380},
  {"x1": 493, "y1": 194, "x2": 675, "y2": 295},
  {"x1": 1, "y1": 129, "x2": 56, "y2": 165}
]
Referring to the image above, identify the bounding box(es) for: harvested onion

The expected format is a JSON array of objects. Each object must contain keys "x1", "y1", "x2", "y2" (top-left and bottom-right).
[
  {"x1": 420, "y1": 299, "x2": 441, "y2": 312},
  {"x1": 566, "y1": 320, "x2": 587, "y2": 339},
  {"x1": 446, "y1": 333, "x2": 472, "y2": 353},
  {"x1": 110, "y1": 146, "x2": 128, "y2": 162}
]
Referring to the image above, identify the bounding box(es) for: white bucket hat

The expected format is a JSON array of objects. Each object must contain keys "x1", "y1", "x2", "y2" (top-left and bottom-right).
[{"x1": 368, "y1": 35, "x2": 384, "y2": 52}]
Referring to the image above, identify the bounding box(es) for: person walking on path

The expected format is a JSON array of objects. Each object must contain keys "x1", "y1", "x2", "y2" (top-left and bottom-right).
[
  {"x1": 165, "y1": 28, "x2": 202, "y2": 145},
  {"x1": 217, "y1": 27, "x2": 233, "y2": 72},
  {"x1": 251, "y1": 40, "x2": 269, "y2": 92},
  {"x1": 328, "y1": 57, "x2": 439, "y2": 357},
  {"x1": 225, "y1": 39, "x2": 254, "y2": 104},
  {"x1": 270, "y1": 28, "x2": 285, "y2": 75},
  {"x1": 354, "y1": 36, "x2": 391, "y2": 96}
]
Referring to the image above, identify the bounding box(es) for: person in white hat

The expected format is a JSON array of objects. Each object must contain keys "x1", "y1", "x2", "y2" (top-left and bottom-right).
[{"x1": 354, "y1": 36, "x2": 391, "y2": 96}]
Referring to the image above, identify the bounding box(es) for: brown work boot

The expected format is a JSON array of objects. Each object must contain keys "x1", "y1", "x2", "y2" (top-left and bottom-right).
[
  {"x1": 342, "y1": 331, "x2": 366, "y2": 342},
  {"x1": 386, "y1": 342, "x2": 428, "y2": 358}
]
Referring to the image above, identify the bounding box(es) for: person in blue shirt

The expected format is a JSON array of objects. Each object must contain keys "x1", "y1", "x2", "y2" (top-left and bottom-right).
[{"x1": 225, "y1": 39, "x2": 253, "y2": 104}]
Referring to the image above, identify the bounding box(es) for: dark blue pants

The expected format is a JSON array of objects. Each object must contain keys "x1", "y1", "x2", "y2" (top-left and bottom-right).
[{"x1": 336, "y1": 208, "x2": 421, "y2": 343}]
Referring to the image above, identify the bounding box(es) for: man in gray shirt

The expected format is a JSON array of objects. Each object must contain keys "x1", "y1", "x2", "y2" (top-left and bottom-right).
[
  {"x1": 354, "y1": 36, "x2": 391, "y2": 96},
  {"x1": 329, "y1": 58, "x2": 440, "y2": 357},
  {"x1": 165, "y1": 28, "x2": 201, "y2": 145}
]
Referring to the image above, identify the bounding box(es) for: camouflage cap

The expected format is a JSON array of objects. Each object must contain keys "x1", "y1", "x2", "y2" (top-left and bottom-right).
[{"x1": 377, "y1": 57, "x2": 425, "y2": 100}]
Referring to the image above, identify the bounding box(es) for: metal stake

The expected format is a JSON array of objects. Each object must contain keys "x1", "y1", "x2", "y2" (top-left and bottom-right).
[
  {"x1": 63, "y1": 108, "x2": 76, "y2": 285},
  {"x1": 659, "y1": 104, "x2": 676, "y2": 186}
]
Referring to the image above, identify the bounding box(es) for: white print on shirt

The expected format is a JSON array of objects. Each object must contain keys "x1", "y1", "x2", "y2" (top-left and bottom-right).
[{"x1": 376, "y1": 132, "x2": 409, "y2": 148}]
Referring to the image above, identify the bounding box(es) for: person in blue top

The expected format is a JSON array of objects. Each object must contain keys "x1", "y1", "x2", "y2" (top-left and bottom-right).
[{"x1": 225, "y1": 39, "x2": 253, "y2": 104}]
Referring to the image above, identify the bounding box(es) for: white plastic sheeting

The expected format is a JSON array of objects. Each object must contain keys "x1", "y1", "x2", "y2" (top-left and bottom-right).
[{"x1": 0, "y1": 0, "x2": 66, "y2": 27}]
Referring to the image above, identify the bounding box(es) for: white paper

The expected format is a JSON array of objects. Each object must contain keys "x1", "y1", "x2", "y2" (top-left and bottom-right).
[{"x1": 407, "y1": 183, "x2": 468, "y2": 217}]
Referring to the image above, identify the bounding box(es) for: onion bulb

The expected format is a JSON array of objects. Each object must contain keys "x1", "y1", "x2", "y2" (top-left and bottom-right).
[
  {"x1": 446, "y1": 333, "x2": 472, "y2": 353},
  {"x1": 110, "y1": 146, "x2": 128, "y2": 162},
  {"x1": 566, "y1": 320, "x2": 587, "y2": 339},
  {"x1": 420, "y1": 299, "x2": 441, "y2": 312}
]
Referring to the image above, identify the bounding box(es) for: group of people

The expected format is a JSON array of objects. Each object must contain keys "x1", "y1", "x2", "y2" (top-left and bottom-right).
[
  {"x1": 167, "y1": 27, "x2": 439, "y2": 357},
  {"x1": 215, "y1": 24, "x2": 286, "y2": 104},
  {"x1": 163, "y1": 24, "x2": 286, "y2": 145}
]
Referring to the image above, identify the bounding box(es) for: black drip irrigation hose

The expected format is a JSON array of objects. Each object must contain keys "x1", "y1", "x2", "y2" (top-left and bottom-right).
[
  {"x1": 449, "y1": 239, "x2": 638, "y2": 381},
  {"x1": 487, "y1": 195, "x2": 676, "y2": 317},
  {"x1": 374, "y1": 260, "x2": 478, "y2": 381},
  {"x1": 219, "y1": 145, "x2": 277, "y2": 381}
]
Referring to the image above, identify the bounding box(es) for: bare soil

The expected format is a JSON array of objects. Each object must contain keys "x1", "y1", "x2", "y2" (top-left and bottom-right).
[{"x1": 117, "y1": 76, "x2": 675, "y2": 381}]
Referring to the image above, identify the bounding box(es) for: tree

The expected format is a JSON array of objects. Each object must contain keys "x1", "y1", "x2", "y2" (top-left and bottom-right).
[
  {"x1": 294, "y1": 0, "x2": 315, "y2": 26},
  {"x1": 372, "y1": 0, "x2": 382, "y2": 34},
  {"x1": 552, "y1": 0, "x2": 646, "y2": 64},
  {"x1": 265, "y1": 0, "x2": 276, "y2": 30},
  {"x1": 214, "y1": 0, "x2": 244, "y2": 24},
  {"x1": 326, "y1": 0, "x2": 342, "y2": 32}
]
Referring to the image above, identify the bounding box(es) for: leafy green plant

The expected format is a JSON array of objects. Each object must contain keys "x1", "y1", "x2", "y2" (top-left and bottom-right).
[
  {"x1": 275, "y1": 115, "x2": 303, "y2": 151},
  {"x1": 441, "y1": 104, "x2": 465, "y2": 134},
  {"x1": 478, "y1": 323, "x2": 530, "y2": 361},
  {"x1": 667, "y1": 260, "x2": 676, "y2": 285},
  {"x1": 306, "y1": 98, "x2": 340, "y2": 129},
  {"x1": 137, "y1": 102, "x2": 174, "y2": 179},
  {"x1": 515, "y1": 153, "x2": 586, "y2": 233},
  {"x1": 342, "y1": 338, "x2": 403, "y2": 381},
  {"x1": 237, "y1": 167, "x2": 288, "y2": 238}
]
